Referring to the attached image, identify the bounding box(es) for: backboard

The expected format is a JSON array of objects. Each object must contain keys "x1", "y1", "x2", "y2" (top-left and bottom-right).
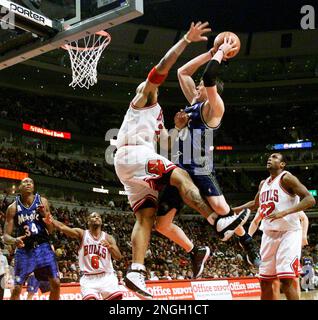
[{"x1": 0, "y1": 0, "x2": 143, "y2": 69}]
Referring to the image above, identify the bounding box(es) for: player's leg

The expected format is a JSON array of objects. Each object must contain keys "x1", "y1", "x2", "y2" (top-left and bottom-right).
[
  {"x1": 48, "y1": 277, "x2": 60, "y2": 300},
  {"x1": 276, "y1": 230, "x2": 302, "y2": 300},
  {"x1": 80, "y1": 275, "x2": 100, "y2": 300},
  {"x1": 156, "y1": 185, "x2": 193, "y2": 252},
  {"x1": 156, "y1": 209, "x2": 193, "y2": 251},
  {"x1": 26, "y1": 274, "x2": 39, "y2": 300},
  {"x1": 187, "y1": 173, "x2": 250, "y2": 241},
  {"x1": 259, "y1": 231, "x2": 279, "y2": 299},
  {"x1": 11, "y1": 249, "x2": 34, "y2": 300},
  {"x1": 34, "y1": 243, "x2": 60, "y2": 300},
  {"x1": 125, "y1": 206, "x2": 156, "y2": 299},
  {"x1": 194, "y1": 173, "x2": 259, "y2": 260},
  {"x1": 155, "y1": 185, "x2": 210, "y2": 278},
  {"x1": 280, "y1": 278, "x2": 300, "y2": 300},
  {"x1": 260, "y1": 279, "x2": 275, "y2": 300},
  {"x1": 272, "y1": 278, "x2": 281, "y2": 300},
  {"x1": 100, "y1": 274, "x2": 123, "y2": 300}
]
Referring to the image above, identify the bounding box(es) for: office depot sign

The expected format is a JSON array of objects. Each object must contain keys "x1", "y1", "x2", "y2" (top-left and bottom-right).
[{"x1": 4, "y1": 278, "x2": 261, "y2": 300}]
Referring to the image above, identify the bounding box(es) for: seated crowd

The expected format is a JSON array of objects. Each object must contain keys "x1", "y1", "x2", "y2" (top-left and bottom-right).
[{"x1": 1, "y1": 203, "x2": 317, "y2": 286}]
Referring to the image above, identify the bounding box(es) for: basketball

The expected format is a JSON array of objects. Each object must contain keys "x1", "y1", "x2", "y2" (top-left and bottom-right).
[{"x1": 213, "y1": 31, "x2": 241, "y2": 58}]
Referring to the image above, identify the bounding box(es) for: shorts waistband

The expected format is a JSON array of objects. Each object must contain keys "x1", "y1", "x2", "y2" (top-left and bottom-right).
[
  {"x1": 83, "y1": 272, "x2": 108, "y2": 277},
  {"x1": 24, "y1": 240, "x2": 50, "y2": 250}
]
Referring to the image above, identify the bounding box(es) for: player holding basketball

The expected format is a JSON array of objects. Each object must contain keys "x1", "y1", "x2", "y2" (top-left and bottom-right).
[
  {"x1": 155, "y1": 35, "x2": 256, "y2": 270},
  {"x1": 233, "y1": 153, "x2": 315, "y2": 300},
  {"x1": 114, "y1": 23, "x2": 249, "y2": 299},
  {"x1": 48, "y1": 212, "x2": 123, "y2": 300},
  {"x1": 3, "y1": 177, "x2": 60, "y2": 300}
]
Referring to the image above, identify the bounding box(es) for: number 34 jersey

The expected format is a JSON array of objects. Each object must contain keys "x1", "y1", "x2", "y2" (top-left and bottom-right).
[
  {"x1": 15, "y1": 193, "x2": 49, "y2": 249},
  {"x1": 78, "y1": 230, "x2": 115, "y2": 275},
  {"x1": 259, "y1": 170, "x2": 301, "y2": 232}
]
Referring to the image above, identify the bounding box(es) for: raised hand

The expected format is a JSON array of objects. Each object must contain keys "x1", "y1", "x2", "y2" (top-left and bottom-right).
[
  {"x1": 265, "y1": 210, "x2": 288, "y2": 222},
  {"x1": 100, "y1": 239, "x2": 111, "y2": 249},
  {"x1": 174, "y1": 110, "x2": 189, "y2": 130},
  {"x1": 15, "y1": 235, "x2": 27, "y2": 248},
  {"x1": 219, "y1": 36, "x2": 239, "y2": 60},
  {"x1": 186, "y1": 21, "x2": 211, "y2": 43},
  {"x1": 43, "y1": 213, "x2": 53, "y2": 225}
]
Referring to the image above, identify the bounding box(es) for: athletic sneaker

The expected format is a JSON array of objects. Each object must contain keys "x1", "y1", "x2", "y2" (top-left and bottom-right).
[
  {"x1": 216, "y1": 209, "x2": 251, "y2": 241},
  {"x1": 191, "y1": 246, "x2": 211, "y2": 278},
  {"x1": 125, "y1": 269, "x2": 152, "y2": 300},
  {"x1": 239, "y1": 237, "x2": 261, "y2": 267}
]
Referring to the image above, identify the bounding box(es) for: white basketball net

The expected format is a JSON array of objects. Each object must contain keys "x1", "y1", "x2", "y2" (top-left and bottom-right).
[{"x1": 63, "y1": 31, "x2": 111, "y2": 89}]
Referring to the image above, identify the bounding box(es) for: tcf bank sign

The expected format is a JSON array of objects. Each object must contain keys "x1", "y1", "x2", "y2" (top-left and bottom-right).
[{"x1": 301, "y1": 5, "x2": 316, "y2": 29}]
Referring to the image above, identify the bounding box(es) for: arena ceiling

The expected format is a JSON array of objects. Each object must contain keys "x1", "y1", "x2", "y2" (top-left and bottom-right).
[{"x1": 137, "y1": 0, "x2": 316, "y2": 32}]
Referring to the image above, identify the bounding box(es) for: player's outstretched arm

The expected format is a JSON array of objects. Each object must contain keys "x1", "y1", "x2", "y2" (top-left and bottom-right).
[
  {"x1": 50, "y1": 217, "x2": 84, "y2": 241},
  {"x1": 232, "y1": 200, "x2": 257, "y2": 214},
  {"x1": 38, "y1": 197, "x2": 54, "y2": 234},
  {"x1": 233, "y1": 180, "x2": 265, "y2": 213},
  {"x1": 100, "y1": 235, "x2": 122, "y2": 261},
  {"x1": 178, "y1": 52, "x2": 214, "y2": 104},
  {"x1": 132, "y1": 22, "x2": 211, "y2": 108},
  {"x1": 248, "y1": 210, "x2": 263, "y2": 237},
  {"x1": 156, "y1": 22, "x2": 211, "y2": 75}
]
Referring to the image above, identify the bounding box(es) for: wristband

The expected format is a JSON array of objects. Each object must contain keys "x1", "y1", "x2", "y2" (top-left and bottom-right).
[
  {"x1": 218, "y1": 48, "x2": 225, "y2": 55},
  {"x1": 147, "y1": 67, "x2": 168, "y2": 85},
  {"x1": 183, "y1": 34, "x2": 191, "y2": 44},
  {"x1": 174, "y1": 126, "x2": 181, "y2": 131}
]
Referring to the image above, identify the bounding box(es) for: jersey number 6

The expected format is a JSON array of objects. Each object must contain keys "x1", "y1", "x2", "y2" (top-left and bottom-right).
[{"x1": 91, "y1": 255, "x2": 99, "y2": 269}]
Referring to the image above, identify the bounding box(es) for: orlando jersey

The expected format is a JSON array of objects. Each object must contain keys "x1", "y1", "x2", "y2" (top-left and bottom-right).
[
  {"x1": 174, "y1": 101, "x2": 218, "y2": 175},
  {"x1": 14, "y1": 193, "x2": 49, "y2": 249}
]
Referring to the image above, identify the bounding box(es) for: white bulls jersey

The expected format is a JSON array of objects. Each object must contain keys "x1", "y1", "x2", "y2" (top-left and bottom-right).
[
  {"x1": 78, "y1": 230, "x2": 114, "y2": 275},
  {"x1": 259, "y1": 171, "x2": 301, "y2": 232},
  {"x1": 116, "y1": 102, "x2": 164, "y2": 151}
]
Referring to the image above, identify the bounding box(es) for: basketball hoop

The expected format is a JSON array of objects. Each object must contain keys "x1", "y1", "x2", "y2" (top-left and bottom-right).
[{"x1": 62, "y1": 31, "x2": 111, "y2": 89}]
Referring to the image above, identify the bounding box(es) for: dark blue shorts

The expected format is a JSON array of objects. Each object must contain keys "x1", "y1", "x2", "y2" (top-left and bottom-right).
[
  {"x1": 190, "y1": 172, "x2": 223, "y2": 197},
  {"x1": 14, "y1": 243, "x2": 59, "y2": 285},
  {"x1": 157, "y1": 171, "x2": 223, "y2": 216},
  {"x1": 27, "y1": 274, "x2": 50, "y2": 294}
]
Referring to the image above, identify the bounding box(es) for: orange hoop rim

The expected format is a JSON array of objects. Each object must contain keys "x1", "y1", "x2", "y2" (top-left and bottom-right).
[{"x1": 61, "y1": 31, "x2": 111, "y2": 52}]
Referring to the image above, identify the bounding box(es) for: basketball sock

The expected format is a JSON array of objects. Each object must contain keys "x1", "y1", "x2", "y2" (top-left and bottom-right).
[{"x1": 131, "y1": 263, "x2": 146, "y2": 271}]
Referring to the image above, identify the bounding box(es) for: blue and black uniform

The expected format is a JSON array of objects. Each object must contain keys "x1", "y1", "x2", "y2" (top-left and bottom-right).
[
  {"x1": 26, "y1": 273, "x2": 50, "y2": 294},
  {"x1": 14, "y1": 193, "x2": 59, "y2": 285},
  {"x1": 158, "y1": 101, "x2": 222, "y2": 216}
]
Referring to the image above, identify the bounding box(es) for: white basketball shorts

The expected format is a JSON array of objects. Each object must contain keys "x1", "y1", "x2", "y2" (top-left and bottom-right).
[
  {"x1": 114, "y1": 145, "x2": 177, "y2": 212},
  {"x1": 80, "y1": 272, "x2": 123, "y2": 300},
  {"x1": 259, "y1": 229, "x2": 302, "y2": 280}
]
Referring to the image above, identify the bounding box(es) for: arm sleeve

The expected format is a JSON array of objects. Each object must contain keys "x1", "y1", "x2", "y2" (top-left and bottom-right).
[{"x1": 202, "y1": 60, "x2": 221, "y2": 87}]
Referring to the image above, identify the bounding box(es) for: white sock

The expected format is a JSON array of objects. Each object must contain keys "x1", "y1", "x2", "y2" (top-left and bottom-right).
[
  {"x1": 131, "y1": 263, "x2": 146, "y2": 271},
  {"x1": 207, "y1": 214, "x2": 215, "y2": 225}
]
